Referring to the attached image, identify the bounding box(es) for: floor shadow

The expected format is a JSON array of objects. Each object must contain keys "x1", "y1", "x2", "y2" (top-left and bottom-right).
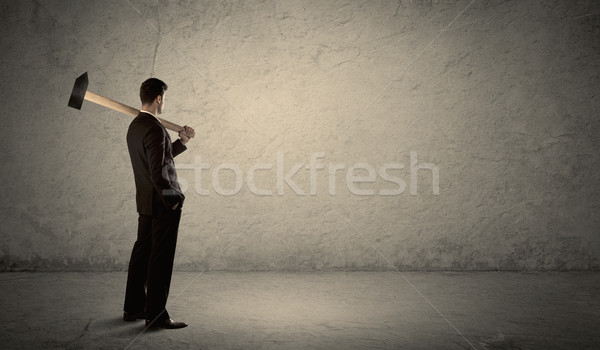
[{"x1": 91, "y1": 316, "x2": 149, "y2": 336}]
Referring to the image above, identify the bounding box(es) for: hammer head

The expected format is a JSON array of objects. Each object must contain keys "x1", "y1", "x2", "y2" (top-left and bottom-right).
[{"x1": 68, "y1": 72, "x2": 89, "y2": 110}]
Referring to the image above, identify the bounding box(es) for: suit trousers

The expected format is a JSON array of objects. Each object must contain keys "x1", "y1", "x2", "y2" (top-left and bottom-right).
[{"x1": 124, "y1": 206, "x2": 182, "y2": 321}]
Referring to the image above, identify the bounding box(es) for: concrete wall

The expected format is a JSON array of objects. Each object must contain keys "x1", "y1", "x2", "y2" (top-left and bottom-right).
[{"x1": 1, "y1": 0, "x2": 599, "y2": 271}]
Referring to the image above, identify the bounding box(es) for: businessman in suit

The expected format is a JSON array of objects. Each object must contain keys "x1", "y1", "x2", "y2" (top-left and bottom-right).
[{"x1": 123, "y1": 78, "x2": 195, "y2": 329}]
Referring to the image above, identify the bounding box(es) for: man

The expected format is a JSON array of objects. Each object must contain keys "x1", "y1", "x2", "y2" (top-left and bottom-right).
[{"x1": 123, "y1": 78, "x2": 195, "y2": 329}]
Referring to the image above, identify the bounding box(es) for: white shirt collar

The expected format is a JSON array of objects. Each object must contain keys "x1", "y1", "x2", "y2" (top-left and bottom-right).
[{"x1": 140, "y1": 110, "x2": 159, "y2": 121}]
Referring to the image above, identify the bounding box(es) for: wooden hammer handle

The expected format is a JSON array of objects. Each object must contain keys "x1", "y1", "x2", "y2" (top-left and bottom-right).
[{"x1": 84, "y1": 90, "x2": 185, "y2": 133}]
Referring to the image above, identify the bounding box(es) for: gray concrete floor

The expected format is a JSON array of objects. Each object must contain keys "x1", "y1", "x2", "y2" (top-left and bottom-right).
[{"x1": 0, "y1": 271, "x2": 598, "y2": 350}]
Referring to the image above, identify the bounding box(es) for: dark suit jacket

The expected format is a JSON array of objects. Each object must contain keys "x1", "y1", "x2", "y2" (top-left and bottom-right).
[{"x1": 127, "y1": 112, "x2": 187, "y2": 216}]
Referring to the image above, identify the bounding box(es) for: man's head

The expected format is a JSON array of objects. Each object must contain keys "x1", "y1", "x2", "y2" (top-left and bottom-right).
[{"x1": 140, "y1": 78, "x2": 168, "y2": 114}]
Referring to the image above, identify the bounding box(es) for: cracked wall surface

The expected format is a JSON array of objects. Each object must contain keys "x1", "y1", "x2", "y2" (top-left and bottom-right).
[{"x1": 0, "y1": 0, "x2": 599, "y2": 271}]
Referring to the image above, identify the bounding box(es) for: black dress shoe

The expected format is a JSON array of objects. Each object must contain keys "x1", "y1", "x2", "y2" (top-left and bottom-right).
[
  {"x1": 123, "y1": 311, "x2": 147, "y2": 322},
  {"x1": 145, "y1": 318, "x2": 188, "y2": 329}
]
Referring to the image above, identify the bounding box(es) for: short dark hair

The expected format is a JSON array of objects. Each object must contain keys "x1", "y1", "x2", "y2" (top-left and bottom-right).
[{"x1": 140, "y1": 78, "x2": 168, "y2": 104}]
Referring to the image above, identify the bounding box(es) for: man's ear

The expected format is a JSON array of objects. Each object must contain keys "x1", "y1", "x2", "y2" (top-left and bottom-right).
[{"x1": 156, "y1": 95, "x2": 162, "y2": 104}]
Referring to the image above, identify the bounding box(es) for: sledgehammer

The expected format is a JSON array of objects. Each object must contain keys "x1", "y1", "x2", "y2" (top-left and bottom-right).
[{"x1": 68, "y1": 72, "x2": 186, "y2": 134}]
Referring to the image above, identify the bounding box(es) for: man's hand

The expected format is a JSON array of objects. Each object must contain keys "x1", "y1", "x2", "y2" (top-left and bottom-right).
[
  {"x1": 172, "y1": 202, "x2": 179, "y2": 210},
  {"x1": 179, "y1": 125, "x2": 195, "y2": 145}
]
